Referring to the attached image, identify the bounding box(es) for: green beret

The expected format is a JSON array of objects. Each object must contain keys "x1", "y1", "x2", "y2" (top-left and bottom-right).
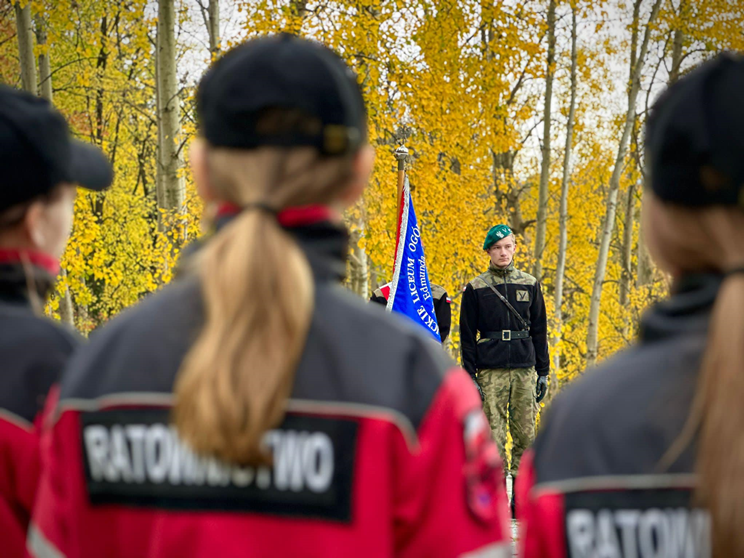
[{"x1": 483, "y1": 224, "x2": 513, "y2": 250}]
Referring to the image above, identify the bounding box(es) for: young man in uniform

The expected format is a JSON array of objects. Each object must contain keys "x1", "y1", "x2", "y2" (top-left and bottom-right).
[
  {"x1": 370, "y1": 282, "x2": 452, "y2": 343},
  {"x1": 460, "y1": 224, "x2": 549, "y2": 514}
]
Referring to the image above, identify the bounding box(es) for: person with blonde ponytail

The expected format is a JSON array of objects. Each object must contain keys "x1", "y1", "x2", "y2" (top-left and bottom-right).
[
  {"x1": 29, "y1": 35, "x2": 511, "y2": 558},
  {"x1": 517, "y1": 53, "x2": 744, "y2": 558}
]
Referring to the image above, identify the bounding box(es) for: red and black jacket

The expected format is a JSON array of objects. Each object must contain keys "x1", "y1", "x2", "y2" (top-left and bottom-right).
[
  {"x1": 517, "y1": 274, "x2": 719, "y2": 558},
  {"x1": 30, "y1": 217, "x2": 512, "y2": 558},
  {"x1": 0, "y1": 250, "x2": 79, "y2": 557}
]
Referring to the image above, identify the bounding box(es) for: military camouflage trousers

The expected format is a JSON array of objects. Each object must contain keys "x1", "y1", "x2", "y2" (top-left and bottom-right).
[{"x1": 476, "y1": 367, "x2": 536, "y2": 476}]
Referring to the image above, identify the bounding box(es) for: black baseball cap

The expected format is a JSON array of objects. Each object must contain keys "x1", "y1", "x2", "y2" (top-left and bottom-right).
[
  {"x1": 197, "y1": 34, "x2": 367, "y2": 156},
  {"x1": 0, "y1": 85, "x2": 113, "y2": 213},
  {"x1": 645, "y1": 53, "x2": 744, "y2": 207}
]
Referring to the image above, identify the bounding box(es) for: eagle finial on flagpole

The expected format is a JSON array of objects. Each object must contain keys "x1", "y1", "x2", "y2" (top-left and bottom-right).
[{"x1": 394, "y1": 145, "x2": 408, "y2": 170}]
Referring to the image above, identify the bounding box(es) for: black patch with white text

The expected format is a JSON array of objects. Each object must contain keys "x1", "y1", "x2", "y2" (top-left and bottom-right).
[
  {"x1": 564, "y1": 489, "x2": 710, "y2": 558},
  {"x1": 81, "y1": 409, "x2": 358, "y2": 521}
]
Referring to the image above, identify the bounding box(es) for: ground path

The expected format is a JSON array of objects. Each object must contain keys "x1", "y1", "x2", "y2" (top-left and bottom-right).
[{"x1": 507, "y1": 475, "x2": 518, "y2": 556}]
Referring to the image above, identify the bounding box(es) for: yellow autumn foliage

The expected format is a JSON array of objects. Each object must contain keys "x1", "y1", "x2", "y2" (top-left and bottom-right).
[{"x1": 1, "y1": 0, "x2": 742, "y2": 389}]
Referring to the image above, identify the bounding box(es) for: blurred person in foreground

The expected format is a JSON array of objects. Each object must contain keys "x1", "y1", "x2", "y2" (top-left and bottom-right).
[
  {"x1": 29, "y1": 34, "x2": 511, "y2": 558},
  {"x1": 0, "y1": 85, "x2": 112, "y2": 557},
  {"x1": 517, "y1": 53, "x2": 744, "y2": 558}
]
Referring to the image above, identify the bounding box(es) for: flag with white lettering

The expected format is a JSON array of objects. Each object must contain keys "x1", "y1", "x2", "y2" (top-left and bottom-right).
[{"x1": 386, "y1": 177, "x2": 440, "y2": 342}]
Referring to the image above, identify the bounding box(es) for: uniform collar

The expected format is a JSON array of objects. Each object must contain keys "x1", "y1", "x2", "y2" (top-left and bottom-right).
[
  {"x1": 639, "y1": 273, "x2": 722, "y2": 343},
  {"x1": 0, "y1": 249, "x2": 58, "y2": 306},
  {"x1": 489, "y1": 261, "x2": 514, "y2": 277},
  {"x1": 180, "y1": 206, "x2": 349, "y2": 284},
  {"x1": 288, "y1": 220, "x2": 349, "y2": 283}
]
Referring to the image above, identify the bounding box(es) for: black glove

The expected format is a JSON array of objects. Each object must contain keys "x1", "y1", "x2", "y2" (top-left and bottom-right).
[
  {"x1": 536, "y1": 375, "x2": 548, "y2": 403},
  {"x1": 472, "y1": 376, "x2": 485, "y2": 402}
]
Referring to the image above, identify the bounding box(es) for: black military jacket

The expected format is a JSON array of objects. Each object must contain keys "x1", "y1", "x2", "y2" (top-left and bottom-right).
[
  {"x1": 460, "y1": 262, "x2": 549, "y2": 377},
  {"x1": 370, "y1": 283, "x2": 452, "y2": 343}
]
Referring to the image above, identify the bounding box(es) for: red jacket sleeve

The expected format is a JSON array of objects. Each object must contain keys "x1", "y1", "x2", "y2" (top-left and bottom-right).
[
  {"x1": 0, "y1": 384, "x2": 61, "y2": 558},
  {"x1": 0, "y1": 415, "x2": 42, "y2": 557},
  {"x1": 393, "y1": 368, "x2": 511, "y2": 558},
  {"x1": 27, "y1": 407, "x2": 77, "y2": 558},
  {"x1": 516, "y1": 449, "x2": 566, "y2": 558}
]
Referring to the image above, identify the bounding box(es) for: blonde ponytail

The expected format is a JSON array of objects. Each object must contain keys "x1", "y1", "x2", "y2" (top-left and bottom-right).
[
  {"x1": 173, "y1": 209, "x2": 313, "y2": 465},
  {"x1": 173, "y1": 141, "x2": 353, "y2": 466},
  {"x1": 694, "y1": 274, "x2": 744, "y2": 556}
]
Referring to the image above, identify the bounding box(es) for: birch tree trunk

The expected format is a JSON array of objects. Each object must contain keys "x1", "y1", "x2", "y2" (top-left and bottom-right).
[
  {"x1": 345, "y1": 2, "x2": 379, "y2": 299},
  {"x1": 532, "y1": 0, "x2": 557, "y2": 281},
  {"x1": 35, "y1": 16, "x2": 52, "y2": 101},
  {"x1": 638, "y1": 1, "x2": 685, "y2": 287},
  {"x1": 197, "y1": 0, "x2": 220, "y2": 59},
  {"x1": 619, "y1": 181, "x2": 637, "y2": 340},
  {"x1": 586, "y1": 0, "x2": 664, "y2": 368},
  {"x1": 669, "y1": 0, "x2": 687, "y2": 84},
  {"x1": 154, "y1": 27, "x2": 165, "y2": 215},
  {"x1": 14, "y1": 2, "x2": 36, "y2": 94},
  {"x1": 33, "y1": 14, "x2": 76, "y2": 327},
  {"x1": 551, "y1": 5, "x2": 578, "y2": 393},
  {"x1": 156, "y1": 0, "x2": 184, "y2": 231},
  {"x1": 636, "y1": 210, "x2": 653, "y2": 286},
  {"x1": 619, "y1": 182, "x2": 636, "y2": 309},
  {"x1": 349, "y1": 214, "x2": 369, "y2": 298}
]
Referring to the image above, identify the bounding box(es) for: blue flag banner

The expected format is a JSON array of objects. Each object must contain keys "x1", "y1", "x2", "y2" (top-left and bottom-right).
[{"x1": 386, "y1": 177, "x2": 440, "y2": 342}]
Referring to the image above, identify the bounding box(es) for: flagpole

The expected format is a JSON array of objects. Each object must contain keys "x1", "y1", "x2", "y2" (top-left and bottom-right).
[{"x1": 394, "y1": 145, "x2": 408, "y2": 223}]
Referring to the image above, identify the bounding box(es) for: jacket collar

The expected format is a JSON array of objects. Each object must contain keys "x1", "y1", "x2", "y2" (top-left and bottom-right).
[
  {"x1": 489, "y1": 261, "x2": 515, "y2": 277},
  {"x1": 0, "y1": 249, "x2": 58, "y2": 306},
  {"x1": 181, "y1": 207, "x2": 348, "y2": 284},
  {"x1": 639, "y1": 273, "x2": 722, "y2": 344},
  {"x1": 288, "y1": 220, "x2": 349, "y2": 283}
]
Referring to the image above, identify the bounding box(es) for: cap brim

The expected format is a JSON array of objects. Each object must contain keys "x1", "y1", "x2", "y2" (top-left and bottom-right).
[{"x1": 68, "y1": 139, "x2": 114, "y2": 191}]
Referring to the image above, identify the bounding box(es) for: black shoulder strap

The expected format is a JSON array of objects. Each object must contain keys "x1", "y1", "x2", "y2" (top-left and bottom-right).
[{"x1": 486, "y1": 281, "x2": 530, "y2": 331}]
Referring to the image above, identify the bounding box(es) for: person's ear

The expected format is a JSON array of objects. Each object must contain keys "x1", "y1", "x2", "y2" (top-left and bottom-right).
[
  {"x1": 190, "y1": 138, "x2": 215, "y2": 203},
  {"x1": 23, "y1": 200, "x2": 46, "y2": 249},
  {"x1": 338, "y1": 145, "x2": 375, "y2": 207}
]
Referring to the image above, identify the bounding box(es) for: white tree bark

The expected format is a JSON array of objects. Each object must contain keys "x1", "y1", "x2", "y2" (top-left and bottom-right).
[
  {"x1": 619, "y1": 180, "x2": 637, "y2": 341},
  {"x1": 154, "y1": 26, "x2": 164, "y2": 215},
  {"x1": 349, "y1": 214, "x2": 369, "y2": 298},
  {"x1": 638, "y1": 0, "x2": 686, "y2": 287},
  {"x1": 156, "y1": 0, "x2": 184, "y2": 224},
  {"x1": 532, "y1": 0, "x2": 557, "y2": 281},
  {"x1": 35, "y1": 15, "x2": 52, "y2": 101},
  {"x1": 669, "y1": 0, "x2": 687, "y2": 85},
  {"x1": 619, "y1": 182, "x2": 636, "y2": 309},
  {"x1": 586, "y1": 0, "x2": 664, "y2": 368},
  {"x1": 197, "y1": 0, "x2": 220, "y2": 59},
  {"x1": 14, "y1": 2, "x2": 36, "y2": 94},
  {"x1": 34, "y1": 14, "x2": 76, "y2": 327},
  {"x1": 636, "y1": 211, "x2": 653, "y2": 287},
  {"x1": 551, "y1": 5, "x2": 578, "y2": 389}
]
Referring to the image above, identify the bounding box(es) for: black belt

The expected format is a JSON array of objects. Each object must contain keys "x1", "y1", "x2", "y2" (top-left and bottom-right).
[{"x1": 481, "y1": 330, "x2": 530, "y2": 341}]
